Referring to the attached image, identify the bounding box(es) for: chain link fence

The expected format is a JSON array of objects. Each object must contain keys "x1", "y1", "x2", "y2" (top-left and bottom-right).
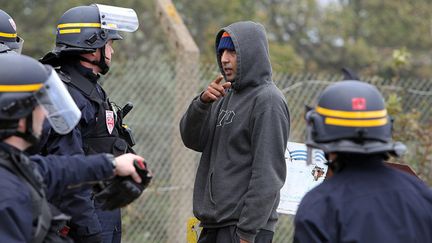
[{"x1": 102, "y1": 53, "x2": 432, "y2": 243}]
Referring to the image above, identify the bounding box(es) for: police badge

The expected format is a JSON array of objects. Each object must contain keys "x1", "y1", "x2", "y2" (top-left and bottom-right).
[{"x1": 106, "y1": 110, "x2": 115, "y2": 134}]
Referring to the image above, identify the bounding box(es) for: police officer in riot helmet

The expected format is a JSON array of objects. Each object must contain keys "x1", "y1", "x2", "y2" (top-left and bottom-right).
[
  {"x1": 0, "y1": 9, "x2": 24, "y2": 54},
  {"x1": 39, "y1": 4, "x2": 142, "y2": 243},
  {"x1": 0, "y1": 53, "x2": 148, "y2": 242},
  {"x1": 294, "y1": 80, "x2": 432, "y2": 242}
]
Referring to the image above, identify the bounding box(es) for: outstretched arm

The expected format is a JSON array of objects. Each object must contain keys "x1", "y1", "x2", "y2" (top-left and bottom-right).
[{"x1": 31, "y1": 153, "x2": 145, "y2": 200}]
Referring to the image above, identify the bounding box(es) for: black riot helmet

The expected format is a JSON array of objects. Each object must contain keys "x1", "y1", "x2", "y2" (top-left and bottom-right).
[
  {"x1": 56, "y1": 5, "x2": 122, "y2": 53},
  {"x1": 305, "y1": 80, "x2": 405, "y2": 157},
  {"x1": 0, "y1": 9, "x2": 24, "y2": 53},
  {"x1": 0, "y1": 54, "x2": 80, "y2": 143},
  {"x1": 40, "y1": 4, "x2": 139, "y2": 74}
]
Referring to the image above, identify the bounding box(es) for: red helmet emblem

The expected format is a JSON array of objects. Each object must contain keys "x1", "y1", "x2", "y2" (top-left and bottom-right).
[{"x1": 352, "y1": 97, "x2": 366, "y2": 110}]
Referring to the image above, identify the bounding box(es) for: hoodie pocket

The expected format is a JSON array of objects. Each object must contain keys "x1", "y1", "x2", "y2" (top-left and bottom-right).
[{"x1": 208, "y1": 171, "x2": 216, "y2": 204}]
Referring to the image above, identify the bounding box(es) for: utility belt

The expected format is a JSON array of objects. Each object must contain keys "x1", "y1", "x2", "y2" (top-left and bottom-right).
[{"x1": 84, "y1": 135, "x2": 135, "y2": 157}]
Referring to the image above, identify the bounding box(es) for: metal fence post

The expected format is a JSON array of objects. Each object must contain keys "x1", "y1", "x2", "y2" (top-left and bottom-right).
[{"x1": 156, "y1": 0, "x2": 200, "y2": 242}]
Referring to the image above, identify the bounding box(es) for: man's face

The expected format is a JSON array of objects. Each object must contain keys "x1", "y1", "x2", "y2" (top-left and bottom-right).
[
  {"x1": 32, "y1": 105, "x2": 46, "y2": 139},
  {"x1": 80, "y1": 40, "x2": 115, "y2": 74},
  {"x1": 221, "y1": 49, "x2": 237, "y2": 82},
  {"x1": 104, "y1": 40, "x2": 114, "y2": 66},
  {"x1": 89, "y1": 40, "x2": 115, "y2": 66}
]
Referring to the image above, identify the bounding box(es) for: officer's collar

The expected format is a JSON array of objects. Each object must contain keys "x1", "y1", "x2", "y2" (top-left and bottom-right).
[
  {"x1": 0, "y1": 142, "x2": 22, "y2": 159},
  {"x1": 74, "y1": 62, "x2": 101, "y2": 83},
  {"x1": 337, "y1": 154, "x2": 386, "y2": 169},
  {"x1": 59, "y1": 62, "x2": 102, "y2": 99}
]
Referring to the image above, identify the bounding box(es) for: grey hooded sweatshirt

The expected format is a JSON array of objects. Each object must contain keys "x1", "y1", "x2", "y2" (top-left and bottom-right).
[{"x1": 180, "y1": 21, "x2": 290, "y2": 242}]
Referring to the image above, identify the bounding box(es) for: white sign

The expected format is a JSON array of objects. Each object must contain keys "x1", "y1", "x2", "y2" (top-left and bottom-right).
[{"x1": 277, "y1": 142, "x2": 328, "y2": 215}]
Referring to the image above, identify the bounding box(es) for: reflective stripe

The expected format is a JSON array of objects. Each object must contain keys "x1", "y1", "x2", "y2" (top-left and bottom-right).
[
  {"x1": 0, "y1": 31, "x2": 17, "y2": 38},
  {"x1": 325, "y1": 117, "x2": 388, "y2": 127},
  {"x1": 316, "y1": 106, "x2": 387, "y2": 119},
  {"x1": 107, "y1": 23, "x2": 118, "y2": 28},
  {"x1": 57, "y1": 23, "x2": 101, "y2": 28},
  {"x1": 0, "y1": 83, "x2": 43, "y2": 92},
  {"x1": 59, "y1": 29, "x2": 81, "y2": 34}
]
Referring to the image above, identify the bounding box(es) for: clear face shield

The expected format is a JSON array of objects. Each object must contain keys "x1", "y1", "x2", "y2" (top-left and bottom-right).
[
  {"x1": 95, "y1": 4, "x2": 139, "y2": 33},
  {"x1": 34, "y1": 68, "x2": 81, "y2": 134},
  {"x1": 0, "y1": 37, "x2": 23, "y2": 54},
  {"x1": 0, "y1": 43, "x2": 9, "y2": 53},
  {"x1": 14, "y1": 36, "x2": 24, "y2": 54}
]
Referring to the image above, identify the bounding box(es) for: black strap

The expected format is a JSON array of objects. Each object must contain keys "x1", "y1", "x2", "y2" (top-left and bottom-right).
[{"x1": 59, "y1": 66, "x2": 103, "y2": 104}]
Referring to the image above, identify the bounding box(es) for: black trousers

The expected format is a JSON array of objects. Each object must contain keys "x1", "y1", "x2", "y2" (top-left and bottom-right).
[{"x1": 198, "y1": 225, "x2": 273, "y2": 243}]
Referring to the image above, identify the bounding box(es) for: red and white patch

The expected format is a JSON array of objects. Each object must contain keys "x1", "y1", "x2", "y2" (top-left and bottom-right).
[
  {"x1": 8, "y1": 18, "x2": 16, "y2": 32},
  {"x1": 352, "y1": 97, "x2": 366, "y2": 110},
  {"x1": 106, "y1": 110, "x2": 115, "y2": 134}
]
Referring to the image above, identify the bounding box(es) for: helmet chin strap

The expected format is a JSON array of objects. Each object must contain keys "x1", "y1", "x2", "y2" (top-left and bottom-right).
[
  {"x1": 98, "y1": 46, "x2": 110, "y2": 75},
  {"x1": 325, "y1": 155, "x2": 345, "y2": 173},
  {"x1": 13, "y1": 113, "x2": 40, "y2": 148},
  {"x1": 78, "y1": 46, "x2": 110, "y2": 75}
]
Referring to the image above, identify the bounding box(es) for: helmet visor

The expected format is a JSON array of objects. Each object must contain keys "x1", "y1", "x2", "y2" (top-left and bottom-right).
[
  {"x1": 95, "y1": 4, "x2": 139, "y2": 32},
  {"x1": 0, "y1": 36, "x2": 23, "y2": 54},
  {"x1": 0, "y1": 43, "x2": 9, "y2": 52},
  {"x1": 14, "y1": 36, "x2": 24, "y2": 54},
  {"x1": 34, "y1": 69, "x2": 81, "y2": 134}
]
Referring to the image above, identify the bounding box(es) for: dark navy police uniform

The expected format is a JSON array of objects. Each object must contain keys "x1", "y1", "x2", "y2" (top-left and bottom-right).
[
  {"x1": 0, "y1": 142, "x2": 114, "y2": 243},
  {"x1": 39, "y1": 61, "x2": 133, "y2": 243},
  {"x1": 294, "y1": 159, "x2": 432, "y2": 243}
]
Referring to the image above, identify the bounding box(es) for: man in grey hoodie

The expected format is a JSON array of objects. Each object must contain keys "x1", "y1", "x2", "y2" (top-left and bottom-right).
[{"x1": 180, "y1": 21, "x2": 290, "y2": 243}]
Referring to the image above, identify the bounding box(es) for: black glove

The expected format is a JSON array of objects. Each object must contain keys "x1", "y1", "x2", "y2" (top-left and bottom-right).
[{"x1": 93, "y1": 160, "x2": 152, "y2": 210}]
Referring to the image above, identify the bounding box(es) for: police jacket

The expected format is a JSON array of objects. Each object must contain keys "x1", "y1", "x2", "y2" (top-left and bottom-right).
[
  {"x1": 38, "y1": 61, "x2": 132, "y2": 238},
  {"x1": 0, "y1": 142, "x2": 115, "y2": 243},
  {"x1": 40, "y1": 61, "x2": 132, "y2": 157},
  {"x1": 294, "y1": 158, "x2": 432, "y2": 243}
]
